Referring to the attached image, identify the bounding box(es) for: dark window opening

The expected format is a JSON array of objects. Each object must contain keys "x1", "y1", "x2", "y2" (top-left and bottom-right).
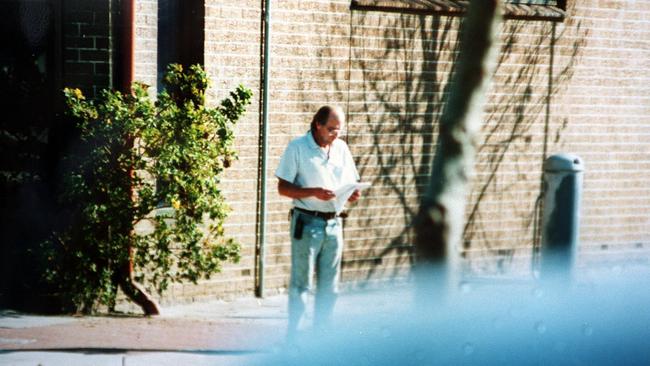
[
  {"x1": 157, "y1": 0, "x2": 205, "y2": 91},
  {"x1": 0, "y1": 0, "x2": 62, "y2": 308}
]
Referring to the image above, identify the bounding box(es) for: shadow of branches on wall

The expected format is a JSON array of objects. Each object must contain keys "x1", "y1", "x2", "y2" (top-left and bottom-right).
[{"x1": 315, "y1": 6, "x2": 588, "y2": 285}]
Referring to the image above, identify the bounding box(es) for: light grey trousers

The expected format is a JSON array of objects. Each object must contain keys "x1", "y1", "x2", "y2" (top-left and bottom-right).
[{"x1": 287, "y1": 210, "x2": 344, "y2": 335}]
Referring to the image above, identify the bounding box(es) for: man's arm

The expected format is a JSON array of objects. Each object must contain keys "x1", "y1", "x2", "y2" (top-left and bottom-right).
[{"x1": 278, "y1": 179, "x2": 335, "y2": 201}]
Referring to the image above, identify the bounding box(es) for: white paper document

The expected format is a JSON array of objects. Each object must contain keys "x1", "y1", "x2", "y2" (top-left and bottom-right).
[{"x1": 332, "y1": 182, "x2": 371, "y2": 213}]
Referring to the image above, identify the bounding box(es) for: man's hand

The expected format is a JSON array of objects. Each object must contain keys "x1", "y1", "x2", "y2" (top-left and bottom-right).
[
  {"x1": 348, "y1": 189, "x2": 361, "y2": 203},
  {"x1": 312, "y1": 188, "x2": 336, "y2": 201}
]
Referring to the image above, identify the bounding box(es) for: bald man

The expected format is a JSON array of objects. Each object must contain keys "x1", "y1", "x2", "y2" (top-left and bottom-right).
[{"x1": 275, "y1": 106, "x2": 361, "y2": 339}]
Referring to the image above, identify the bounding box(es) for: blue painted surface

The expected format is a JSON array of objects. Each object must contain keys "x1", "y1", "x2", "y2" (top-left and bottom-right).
[{"x1": 259, "y1": 269, "x2": 650, "y2": 365}]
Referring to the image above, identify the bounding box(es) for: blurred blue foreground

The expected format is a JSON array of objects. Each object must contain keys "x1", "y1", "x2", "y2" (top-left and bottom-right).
[{"x1": 261, "y1": 265, "x2": 650, "y2": 366}]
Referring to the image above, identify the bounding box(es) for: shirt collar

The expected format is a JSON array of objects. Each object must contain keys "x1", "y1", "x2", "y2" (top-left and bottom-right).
[{"x1": 306, "y1": 130, "x2": 321, "y2": 150}]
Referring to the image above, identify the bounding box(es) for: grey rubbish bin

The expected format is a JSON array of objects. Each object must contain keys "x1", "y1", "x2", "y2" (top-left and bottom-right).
[{"x1": 540, "y1": 153, "x2": 584, "y2": 282}]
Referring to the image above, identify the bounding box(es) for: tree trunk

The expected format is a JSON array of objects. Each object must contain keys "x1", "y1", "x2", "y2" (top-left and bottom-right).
[
  {"x1": 119, "y1": 246, "x2": 160, "y2": 315},
  {"x1": 414, "y1": 0, "x2": 502, "y2": 292},
  {"x1": 122, "y1": 135, "x2": 161, "y2": 316}
]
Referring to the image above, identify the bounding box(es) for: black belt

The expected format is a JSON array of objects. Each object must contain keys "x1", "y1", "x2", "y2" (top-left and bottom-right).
[{"x1": 293, "y1": 207, "x2": 344, "y2": 220}]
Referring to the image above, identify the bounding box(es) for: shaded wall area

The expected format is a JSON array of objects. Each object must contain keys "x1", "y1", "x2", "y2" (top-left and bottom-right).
[
  {"x1": 343, "y1": 11, "x2": 460, "y2": 283},
  {"x1": 0, "y1": 0, "x2": 61, "y2": 309},
  {"x1": 0, "y1": 0, "x2": 126, "y2": 310}
]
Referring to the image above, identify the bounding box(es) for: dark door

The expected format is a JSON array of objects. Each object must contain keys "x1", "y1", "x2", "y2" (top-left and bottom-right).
[{"x1": 0, "y1": 0, "x2": 61, "y2": 309}]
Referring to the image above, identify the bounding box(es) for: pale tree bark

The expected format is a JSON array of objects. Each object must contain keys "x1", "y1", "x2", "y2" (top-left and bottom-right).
[{"x1": 414, "y1": 0, "x2": 502, "y2": 291}]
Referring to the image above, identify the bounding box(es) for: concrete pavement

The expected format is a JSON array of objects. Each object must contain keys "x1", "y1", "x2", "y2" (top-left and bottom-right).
[
  {"x1": 0, "y1": 294, "x2": 287, "y2": 365},
  {"x1": 0, "y1": 287, "x2": 408, "y2": 365},
  {"x1": 5, "y1": 264, "x2": 645, "y2": 366}
]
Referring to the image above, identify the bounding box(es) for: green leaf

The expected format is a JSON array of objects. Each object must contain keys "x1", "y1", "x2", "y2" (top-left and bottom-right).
[{"x1": 46, "y1": 64, "x2": 251, "y2": 312}]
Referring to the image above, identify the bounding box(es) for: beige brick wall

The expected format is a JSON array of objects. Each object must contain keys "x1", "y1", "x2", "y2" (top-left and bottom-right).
[
  {"x1": 133, "y1": 0, "x2": 157, "y2": 90},
  {"x1": 144, "y1": 0, "x2": 650, "y2": 303},
  {"x1": 550, "y1": 1, "x2": 650, "y2": 270},
  {"x1": 202, "y1": 0, "x2": 264, "y2": 298}
]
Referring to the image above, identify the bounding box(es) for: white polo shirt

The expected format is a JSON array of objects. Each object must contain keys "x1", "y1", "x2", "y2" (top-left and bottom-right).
[{"x1": 275, "y1": 131, "x2": 360, "y2": 212}]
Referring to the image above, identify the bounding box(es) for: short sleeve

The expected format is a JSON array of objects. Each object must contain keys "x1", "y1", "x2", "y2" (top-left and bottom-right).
[{"x1": 275, "y1": 141, "x2": 298, "y2": 183}]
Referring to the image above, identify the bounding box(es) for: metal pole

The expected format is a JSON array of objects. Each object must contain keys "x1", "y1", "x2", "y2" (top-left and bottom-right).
[
  {"x1": 256, "y1": 0, "x2": 271, "y2": 298},
  {"x1": 540, "y1": 153, "x2": 584, "y2": 283}
]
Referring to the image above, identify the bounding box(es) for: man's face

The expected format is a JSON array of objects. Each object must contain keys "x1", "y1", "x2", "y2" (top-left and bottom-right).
[{"x1": 315, "y1": 110, "x2": 344, "y2": 146}]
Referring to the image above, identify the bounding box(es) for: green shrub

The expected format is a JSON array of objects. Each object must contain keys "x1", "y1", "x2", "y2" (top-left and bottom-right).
[{"x1": 44, "y1": 64, "x2": 252, "y2": 312}]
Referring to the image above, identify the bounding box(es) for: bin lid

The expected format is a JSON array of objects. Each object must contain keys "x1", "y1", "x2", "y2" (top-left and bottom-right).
[{"x1": 544, "y1": 153, "x2": 584, "y2": 172}]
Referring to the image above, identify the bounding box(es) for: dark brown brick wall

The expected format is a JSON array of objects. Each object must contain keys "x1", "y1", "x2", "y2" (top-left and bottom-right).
[{"x1": 62, "y1": 0, "x2": 116, "y2": 97}]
